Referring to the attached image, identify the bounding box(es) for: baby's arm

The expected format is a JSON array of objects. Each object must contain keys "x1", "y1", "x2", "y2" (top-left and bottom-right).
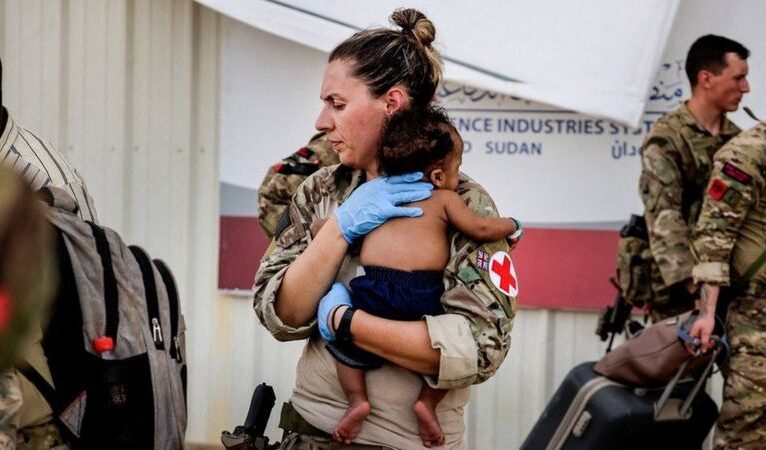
[{"x1": 441, "y1": 191, "x2": 520, "y2": 242}]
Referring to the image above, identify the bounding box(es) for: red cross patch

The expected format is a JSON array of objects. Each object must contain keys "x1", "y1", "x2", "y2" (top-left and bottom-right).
[{"x1": 489, "y1": 251, "x2": 518, "y2": 296}]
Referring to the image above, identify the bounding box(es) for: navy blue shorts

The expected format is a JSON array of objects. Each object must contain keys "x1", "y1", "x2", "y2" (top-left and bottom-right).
[{"x1": 325, "y1": 266, "x2": 445, "y2": 369}]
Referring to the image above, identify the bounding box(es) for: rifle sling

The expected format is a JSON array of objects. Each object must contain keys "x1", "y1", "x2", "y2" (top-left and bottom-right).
[{"x1": 732, "y1": 247, "x2": 766, "y2": 293}]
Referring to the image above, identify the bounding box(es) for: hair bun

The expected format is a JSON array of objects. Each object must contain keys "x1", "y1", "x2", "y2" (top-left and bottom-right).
[{"x1": 390, "y1": 8, "x2": 435, "y2": 48}]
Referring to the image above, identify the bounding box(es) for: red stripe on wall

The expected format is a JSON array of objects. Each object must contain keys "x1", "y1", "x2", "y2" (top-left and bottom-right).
[
  {"x1": 219, "y1": 216, "x2": 620, "y2": 310},
  {"x1": 512, "y1": 228, "x2": 619, "y2": 310},
  {"x1": 218, "y1": 217, "x2": 270, "y2": 290}
]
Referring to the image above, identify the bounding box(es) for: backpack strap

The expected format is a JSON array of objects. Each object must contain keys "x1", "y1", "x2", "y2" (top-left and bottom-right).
[
  {"x1": 86, "y1": 222, "x2": 119, "y2": 347},
  {"x1": 17, "y1": 364, "x2": 59, "y2": 412},
  {"x1": 153, "y1": 258, "x2": 182, "y2": 361},
  {"x1": 129, "y1": 246, "x2": 165, "y2": 350}
]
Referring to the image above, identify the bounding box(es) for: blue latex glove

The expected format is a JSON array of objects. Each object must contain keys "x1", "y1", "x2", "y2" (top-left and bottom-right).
[
  {"x1": 336, "y1": 172, "x2": 433, "y2": 243},
  {"x1": 317, "y1": 282, "x2": 353, "y2": 341}
]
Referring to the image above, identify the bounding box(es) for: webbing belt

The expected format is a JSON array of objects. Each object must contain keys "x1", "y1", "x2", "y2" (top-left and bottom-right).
[{"x1": 279, "y1": 402, "x2": 331, "y2": 438}]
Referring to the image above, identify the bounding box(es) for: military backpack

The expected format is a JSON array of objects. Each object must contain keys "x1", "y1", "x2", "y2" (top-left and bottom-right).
[{"x1": 615, "y1": 214, "x2": 670, "y2": 308}]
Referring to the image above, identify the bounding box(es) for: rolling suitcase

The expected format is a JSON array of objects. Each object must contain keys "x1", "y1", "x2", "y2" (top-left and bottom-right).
[{"x1": 521, "y1": 353, "x2": 719, "y2": 450}]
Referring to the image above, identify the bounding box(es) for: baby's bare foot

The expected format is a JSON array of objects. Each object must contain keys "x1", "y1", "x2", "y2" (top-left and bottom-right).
[
  {"x1": 413, "y1": 399, "x2": 446, "y2": 448},
  {"x1": 333, "y1": 400, "x2": 371, "y2": 444}
]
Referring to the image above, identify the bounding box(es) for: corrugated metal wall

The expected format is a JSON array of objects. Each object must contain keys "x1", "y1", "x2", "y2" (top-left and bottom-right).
[{"x1": 0, "y1": 0, "x2": 220, "y2": 443}]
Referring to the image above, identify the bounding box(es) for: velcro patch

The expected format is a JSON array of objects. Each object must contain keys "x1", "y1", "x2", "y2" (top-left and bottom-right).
[
  {"x1": 475, "y1": 250, "x2": 490, "y2": 270},
  {"x1": 722, "y1": 163, "x2": 752, "y2": 184},
  {"x1": 708, "y1": 178, "x2": 730, "y2": 200},
  {"x1": 722, "y1": 186, "x2": 742, "y2": 206}
]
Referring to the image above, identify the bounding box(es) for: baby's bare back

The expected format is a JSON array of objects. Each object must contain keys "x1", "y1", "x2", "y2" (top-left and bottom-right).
[{"x1": 360, "y1": 192, "x2": 451, "y2": 271}]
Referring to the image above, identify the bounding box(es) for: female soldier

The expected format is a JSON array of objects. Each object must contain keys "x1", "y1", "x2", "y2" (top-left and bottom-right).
[{"x1": 253, "y1": 8, "x2": 516, "y2": 449}]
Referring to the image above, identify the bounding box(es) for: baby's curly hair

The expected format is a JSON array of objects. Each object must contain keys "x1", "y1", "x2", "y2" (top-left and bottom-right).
[{"x1": 378, "y1": 105, "x2": 458, "y2": 177}]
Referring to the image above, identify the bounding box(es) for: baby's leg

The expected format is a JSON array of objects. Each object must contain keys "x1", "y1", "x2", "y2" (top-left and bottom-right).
[
  {"x1": 334, "y1": 362, "x2": 372, "y2": 444},
  {"x1": 413, "y1": 385, "x2": 447, "y2": 448}
]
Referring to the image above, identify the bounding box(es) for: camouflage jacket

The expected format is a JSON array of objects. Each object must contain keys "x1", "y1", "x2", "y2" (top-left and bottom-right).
[
  {"x1": 692, "y1": 123, "x2": 766, "y2": 289},
  {"x1": 639, "y1": 103, "x2": 740, "y2": 287},
  {"x1": 253, "y1": 164, "x2": 516, "y2": 388},
  {"x1": 256, "y1": 133, "x2": 339, "y2": 239}
]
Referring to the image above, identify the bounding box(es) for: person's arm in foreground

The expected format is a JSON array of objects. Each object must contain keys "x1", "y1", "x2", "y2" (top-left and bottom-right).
[
  {"x1": 441, "y1": 190, "x2": 522, "y2": 243},
  {"x1": 690, "y1": 142, "x2": 761, "y2": 352}
]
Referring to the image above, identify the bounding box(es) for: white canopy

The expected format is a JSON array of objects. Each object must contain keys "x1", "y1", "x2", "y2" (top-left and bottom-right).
[{"x1": 196, "y1": 0, "x2": 679, "y2": 127}]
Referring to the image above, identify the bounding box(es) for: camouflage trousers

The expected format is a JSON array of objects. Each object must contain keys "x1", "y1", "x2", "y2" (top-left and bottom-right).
[
  {"x1": 0, "y1": 371, "x2": 23, "y2": 450},
  {"x1": 278, "y1": 432, "x2": 390, "y2": 450},
  {"x1": 714, "y1": 296, "x2": 766, "y2": 450},
  {"x1": 15, "y1": 423, "x2": 67, "y2": 450}
]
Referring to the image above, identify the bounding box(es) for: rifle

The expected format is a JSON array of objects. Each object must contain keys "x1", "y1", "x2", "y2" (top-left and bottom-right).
[
  {"x1": 595, "y1": 278, "x2": 639, "y2": 352},
  {"x1": 221, "y1": 383, "x2": 279, "y2": 450}
]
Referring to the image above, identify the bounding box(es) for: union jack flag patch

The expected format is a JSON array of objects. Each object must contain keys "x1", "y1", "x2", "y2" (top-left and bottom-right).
[{"x1": 476, "y1": 250, "x2": 490, "y2": 270}]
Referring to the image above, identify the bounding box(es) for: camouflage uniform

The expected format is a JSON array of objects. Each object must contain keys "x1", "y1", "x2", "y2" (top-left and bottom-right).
[
  {"x1": 253, "y1": 165, "x2": 516, "y2": 449},
  {"x1": 640, "y1": 103, "x2": 740, "y2": 320},
  {"x1": 257, "y1": 133, "x2": 339, "y2": 239},
  {"x1": 691, "y1": 123, "x2": 766, "y2": 449}
]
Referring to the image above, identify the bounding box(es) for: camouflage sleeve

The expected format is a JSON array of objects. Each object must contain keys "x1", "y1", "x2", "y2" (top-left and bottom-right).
[
  {"x1": 257, "y1": 134, "x2": 339, "y2": 239},
  {"x1": 256, "y1": 166, "x2": 302, "y2": 240},
  {"x1": 0, "y1": 370, "x2": 22, "y2": 449},
  {"x1": 423, "y1": 175, "x2": 516, "y2": 390},
  {"x1": 639, "y1": 136, "x2": 695, "y2": 286},
  {"x1": 252, "y1": 168, "x2": 331, "y2": 341},
  {"x1": 692, "y1": 133, "x2": 765, "y2": 285}
]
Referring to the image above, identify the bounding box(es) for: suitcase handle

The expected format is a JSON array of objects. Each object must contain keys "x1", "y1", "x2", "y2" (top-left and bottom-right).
[{"x1": 653, "y1": 338, "x2": 722, "y2": 421}]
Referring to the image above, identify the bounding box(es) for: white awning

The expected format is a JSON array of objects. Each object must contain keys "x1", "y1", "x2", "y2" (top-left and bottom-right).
[{"x1": 196, "y1": 0, "x2": 680, "y2": 127}]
